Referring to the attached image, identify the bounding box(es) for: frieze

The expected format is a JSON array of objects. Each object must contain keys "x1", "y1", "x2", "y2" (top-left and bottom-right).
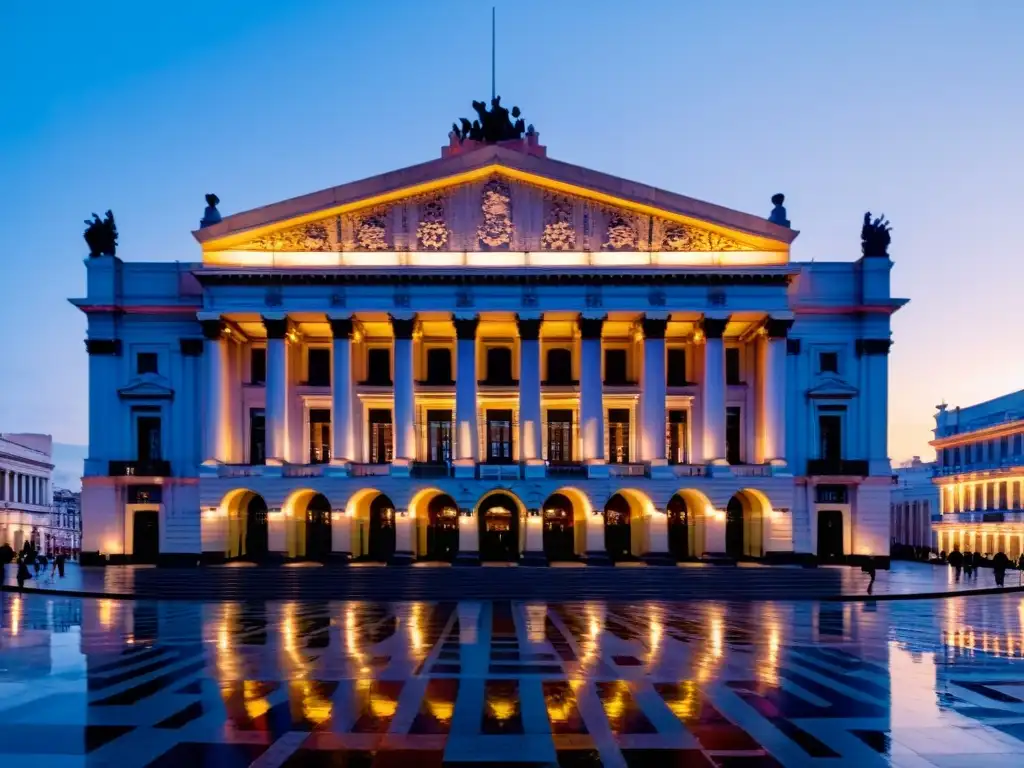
[
  {"x1": 416, "y1": 199, "x2": 448, "y2": 250},
  {"x1": 355, "y1": 212, "x2": 388, "y2": 251},
  {"x1": 605, "y1": 214, "x2": 638, "y2": 251},
  {"x1": 477, "y1": 179, "x2": 513, "y2": 249},
  {"x1": 541, "y1": 193, "x2": 576, "y2": 251}
]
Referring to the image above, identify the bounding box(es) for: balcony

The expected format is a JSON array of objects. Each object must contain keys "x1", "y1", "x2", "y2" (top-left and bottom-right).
[
  {"x1": 283, "y1": 464, "x2": 326, "y2": 478},
  {"x1": 731, "y1": 464, "x2": 773, "y2": 478},
  {"x1": 109, "y1": 460, "x2": 171, "y2": 477},
  {"x1": 350, "y1": 463, "x2": 391, "y2": 477},
  {"x1": 216, "y1": 464, "x2": 266, "y2": 479},
  {"x1": 478, "y1": 464, "x2": 520, "y2": 481},
  {"x1": 608, "y1": 464, "x2": 645, "y2": 477},
  {"x1": 547, "y1": 463, "x2": 587, "y2": 478},
  {"x1": 671, "y1": 464, "x2": 707, "y2": 478},
  {"x1": 806, "y1": 459, "x2": 869, "y2": 477},
  {"x1": 411, "y1": 462, "x2": 451, "y2": 478}
]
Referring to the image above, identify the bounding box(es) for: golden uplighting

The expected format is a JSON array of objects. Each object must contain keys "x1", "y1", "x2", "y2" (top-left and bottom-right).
[
  {"x1": 662, "y1": 680, "x2": 699, "y2": 722},
  {"x1": 293, "y1": 681, "x2": 332, "y2": 725},
  {"x1": 10, "y1": 596, "x2": 21, "y2": 636},
  {"x1": 369, "y1": 690, "x2": 398, "y2": 719},
  {"x1": 488, "y1": 696, "x2": 517, "y2": 722}
]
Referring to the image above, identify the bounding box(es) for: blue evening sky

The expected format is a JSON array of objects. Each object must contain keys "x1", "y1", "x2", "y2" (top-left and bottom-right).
[{"x1": 1, "y1": 0, "x2": 1022, "y2": 463}]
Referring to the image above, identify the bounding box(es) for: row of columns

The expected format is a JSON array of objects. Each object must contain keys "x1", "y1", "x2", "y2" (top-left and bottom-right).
[
  {"x1": 0, "y1": 470, "x2": 49, "y2": 507},
  {"x1": 201, "y1": 312, "x2": 792, "y2": 467}
]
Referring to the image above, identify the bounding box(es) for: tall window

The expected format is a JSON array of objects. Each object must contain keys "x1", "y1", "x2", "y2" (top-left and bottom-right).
[
  {"x1": 608, "y1": 408, "x2": 630, "y2": 463},
  {"x1": 667, "y1": 348, "x2": 687, "y2": 387},
  {"x1": 974, "y1": 484, "x2": 983, "y2": 510},
  {"x1": 604, "y1": 349, "x2": 629, "y2": 385},
  {"x1": 1001, "y1": 436, "x2": 1010, "y2": 460},
  {"x1": 725, "y1": 348, "x2": 742, "y2": 385},
  {"x1": 249, "y1": 409, "x2": 265, "y2": 465},
  {"x1": 137, "y1": 416, "x2": 162, "y2": 461},
  {"x1": 545, "y1": 348, "x2": 573, "y2": 385},
  {"x1": 309, "y1": 408, "x2": 331, "y2": 463},
  {"x1": 307, "y1": 348, "x2": 331, "y2": 386},
  {"x1": 250, "y1": 348, "x2": 267, "y2": 385},
  {"x1": 726, "y1": 406, "x2": 742, "y2": 464},
  {"x1": 486, "y1": 409, "x2": 513, "y2": 463},
  {"x1": 366, "y1": 348, "x2": 391, "y2": 385},
  {"x1": 667, "y1": 410, "x2": 688, "y2": 464},
  {"x1": 1015, "y1": 434, "x2": 1023, "y2": 456},
  {"x1": 425, "y1": 348, "x2": 453, "y2": 384},
  {"x1": 819, "y1": 414, "x2": 842, "y2": 462},
  {"x1": 546, "y1": 409, "x2": 573, "y2": 463},
  {"x1": 999, "y1": 481, "x2": 1008, "y2": 509},
  {"x1": 1014, "y1": 482, "x2": 1021, "y2": 510},
  {"x1": 368, "y1": 409, "x2": 393, "y2": 463},
  {"x1": 137, "y1": 352, "x2": 158, "y2": 375},
  {"x1": 485, "y1": 348, "x2": 514, "y2": 384},
  {"x1": 426, "y1": 409, "x2": 452, "y2": 463}
]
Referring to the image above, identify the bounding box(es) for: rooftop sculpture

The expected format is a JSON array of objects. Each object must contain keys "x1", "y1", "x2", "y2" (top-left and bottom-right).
[
  {"x1": 861, "y1": 212, "x2": 892, "y2": 257},
  {"x1": 200, "y1": 193, "x2": 222, "y2": 228},
  {"x1": 83, "y1": 210, "x2": 118, "y2": 257},
  {"x1": 451, "y1": 96, "x2": 532, "y2": 143}
]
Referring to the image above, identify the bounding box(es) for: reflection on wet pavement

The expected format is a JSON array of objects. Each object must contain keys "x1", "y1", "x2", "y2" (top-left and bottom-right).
[{"x1": 2, "y1": 594, "x2": 1024, "y2": 766}]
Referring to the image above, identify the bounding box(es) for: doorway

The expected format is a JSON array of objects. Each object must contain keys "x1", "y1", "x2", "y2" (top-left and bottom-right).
[
  {"x1": 426, "y1": 494, "x2": 459, "y2": 561},
  {"x1": 245, "y1": 495, "x2": 269, "y2": 561},
  {"x1": 368, "y1": 494, "x2": 397, "y2": 561},
  {"x1": 604, "y1": 493, "x2": 632, "y2": 561},
  {"x1": 817, "y1": 509, "x2": 844, "y2": 561},
  {"x1": 667, "y1": 494, "x2": 689, "y2": 560},
  {"x1": 725, "y1": 496, "x2": 744, "y2": 558},
  {"x1": 542, "y1": 493, "x2": 575, "y2": 561},
  {"x1": 479, "y1": 493, "x2": 519, "y2": 562},
  {"x1": 305, "y1": 494, "x2": 332, "y2": 560},
  {"x1": 132, "y1": 510, "x2": 160, "y2": 564}
]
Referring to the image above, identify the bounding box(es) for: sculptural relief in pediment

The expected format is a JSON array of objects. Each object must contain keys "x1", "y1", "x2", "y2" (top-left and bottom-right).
[{"x1": 230, "y1": 174, "x2": 759, "y2": 253}]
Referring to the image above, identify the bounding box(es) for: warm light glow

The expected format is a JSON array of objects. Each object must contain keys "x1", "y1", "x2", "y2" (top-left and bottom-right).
[
  {"x1": 10, "y1": 596, "x2": 21, "y2": 636},
  {"x1": 98, "y1": 599, "x2": 115, "y2": 630}
]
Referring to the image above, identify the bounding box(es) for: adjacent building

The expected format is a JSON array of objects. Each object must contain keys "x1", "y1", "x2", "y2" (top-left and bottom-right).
[
  {"x1": 72, "y1": 106, "x2": 904, "y2": 566},
  {"x1": 890, "y1": 456, "x2": 937, "y2": 549},
  {"x1": 51, "y1": 488, "x2": 82, "y2": 559},
  {"x1": 0, "y1": 433, "x2": 55, "y2": 554},
  {"x1": 932, "y1": 390, "x2": 1024, "y2": 558}
]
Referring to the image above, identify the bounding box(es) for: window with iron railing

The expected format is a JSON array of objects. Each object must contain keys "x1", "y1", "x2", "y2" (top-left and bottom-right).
[
  {"x1": 424, "y1": 409, "x2": 453, "y2": 464},
  {"x1": 667, "y1": 410, "x2": 688, "y2": 464},
  {"x1": 309, "y1": 408, "x2": 331, "y2": 464},
  {"x1": 608, "y1": 408, "x2": 630, "y2": 464},
  {"x1": 546, "y1": 409, "x2": 574, "y2": 463},
  {"x1": 368, "y1": 409, "x2": 393, "y2": 464},
  {"x1": 486, "y1": 409, "x2": 514, "y2": 463}
]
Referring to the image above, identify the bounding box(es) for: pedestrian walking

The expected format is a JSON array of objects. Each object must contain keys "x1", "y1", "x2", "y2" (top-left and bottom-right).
[{"x1": 16, "y1": 557, "x2": 31, "y2": 589}]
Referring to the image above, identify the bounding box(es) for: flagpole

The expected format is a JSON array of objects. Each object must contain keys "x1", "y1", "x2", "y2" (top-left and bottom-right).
[{"x1": 491, "y1": 6, "x2": 496, "y2": 100}]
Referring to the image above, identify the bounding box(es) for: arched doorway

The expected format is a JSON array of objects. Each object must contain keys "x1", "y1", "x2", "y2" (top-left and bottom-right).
[
  {"x1": 305, "y1": 494, "x2": 332, "y2": 560},
  {"x1": 542, "y1": 493, "x2": 575, "y2": 561},
  {"x1": 426, "y1": 494, "x2": 459, "y2": 561},
  {"x1": 725, "y1": 491, "x2": 766, "y2": 559},
  {"x1": 478, "y1": 493, "x2": 520, "y2": 562},
  {"x1": 368, "y1": 494, "x2": 396, "y2": 562},
  {"x1": 817, "y1": 509, "x2": 844, "y2": 561},
  {"x1": 133, "y1": 510, "x2": 160, "y2": 563},
  {"x1": 244, "y1": 495, "x2": 269, "y2": 561},
  {"x1": 725, "y1": 496, "x2": 744, "y2": 558},
  {"x1": 667, "y1": 494, "x2": 689, "y2": 561},
  {"x1": 604, "y1": 493, "x2": 632, "y2": 562}
]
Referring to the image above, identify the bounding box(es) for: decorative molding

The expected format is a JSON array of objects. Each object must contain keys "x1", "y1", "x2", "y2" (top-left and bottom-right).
[
  {"x1": 579, "y1": 316, "x2": 605, "y2": 339},
  {"x1": 416, "y1": 199, "x2": 448, "y2": 250},
  {"x1": 355, "y1": 213, "x2": 388, "y2": 251},
  {"x1": 200, "y1": 319, "x2": 226, "y2": 340},
  {"x1": 179, "y1": 338, "x2": 204, "y2": 356},
  {"x1": 585, "y1": 287, "x2": 603, "y2": 308},
  {"x1": 541, "y1": 194, "x2": 575, "y2": 251},
  {"x1": 641, "y1": 317, "x2": 668, "y2": 340},
  {"x1": 517, "y1": 317, "x2": 542, "y2": 341},
  {"x1": 856, "y1": 338, "x2": 892, "y2": 356},
  {"x1": 391, "y1": 316, "x2": 417, "y2": 340},
  {"x1": 198, "y1": 271, "x2": 792, "y2": 287},
  {"x1": 393, "y1": 289, "x2": 411, "y2": 308},
  {"x1": 118, "y1": 377, "x2": 175, "y2": 401},
  {"x1": 453, "y1": 317, "x2": 479, "y2": 340},
  {"x1": 521, "y1": 286, "x2": 539, "y2": 307},
  {"x1": 807, "y1": 376, "x2": 859, "y2": 399},
  {"x1": 787, "y1": 339, "x2": 802, "y2": 355},
  {"x1": 477, "y1": 179, "x2": 513, "y2": 249},
  {"x1": 262, "y1": 317, "x2": 289, "y2": 340},
  {"x1": 245, "y1": 221, "x2": 331, "y2": 252},
  {"x1": 455, "y1": 289, "x2": 474, "y2": 308},
  {"x1": 605, "y1": 214, "x2": 638, "y2": 251},
  {"x1": 764, "y1": 317, "x2": 794, "y2": 339},
  {"x1": 648, "y1": 289, "x2": 666, "y2": 307},
  {"x1": 701, "y1": 317, "x2": 729, "y2": 340},
  {"x1": 708, "y1": 288, "x2": 727, "y2": 307},
  {"x1": 84, "y1": 339, "x2": 121, "y2": 356}
]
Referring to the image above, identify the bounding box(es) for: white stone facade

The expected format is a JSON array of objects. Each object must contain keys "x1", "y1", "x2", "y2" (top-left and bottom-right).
[
  {"x1": 51, "y1": 488, "x2": 82, "y2": 558},
  {"x1": 0, "y1": 433, "x2": 55, "y2": 555},
  {"x1": 890, "y1": 457, "x2": 938, "y2": 549},
  {"x1": 71, "y1": 141, "x2": 903, "y2": 565}
]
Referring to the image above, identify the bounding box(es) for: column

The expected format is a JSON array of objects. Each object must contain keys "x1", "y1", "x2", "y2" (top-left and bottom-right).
[
  {"x1": 391, "y1": 315, "x2": 416, "y2": 468},
  {"x1": 763, "y1": 317, "x2": 793, "y2": 466},
  {"x1": 517, "y1": 315, "x2": 543, "y2": 474},
  {"x1": 329, "y1": 316, "x2": 355, "y2": 465},
  {"x1": 701, "y1": 316, "x2": 729, "y2": 465},
  {"x1": 263, "y1": 316, "x2": 290, "y2": 464},
  {"x1": 640, "y1": 316, "x2": 668, "y2": 465},
  {"x1": 200, "y1": 318, "x2": 228, "y2": 463},
  {"x1": 857, "y1": 338, "x2": 892, "y2": 475},
  {"x1": 453, "y1": 316, "x2": 479, "y2": 475},
  {"x1": 579, "y1": 315, "x2": 606, "y2": 468}
]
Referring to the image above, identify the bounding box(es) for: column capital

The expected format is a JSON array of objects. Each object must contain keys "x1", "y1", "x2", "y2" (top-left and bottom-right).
[
  {"x1": 516, "y1": 315, "x2": 542, "y2": 341},
  {"x1": 764, "y1": 317, "x2": 794, "y2": 339},
  {"x1": 391, "y1": 315, "x2": 417, "y2": 340},
  {"x1": 262, "y1": 316, "x2": 290, "y2": 340},
  {"x1": 856, "y1": 338, "x2": 892, "y2": 356},
  {"x1": 84, "y1": 339, "x2": 122, "y2": 356},
  {"x1": 453, "y1": 316, "x2": 479, "y2": 340},
  {"x1": 180, "y1": 338, "x2": 204, "y2": 356},
  {"x1": 641, "y1": 316, "x2": 668, "y2": 339},
  {"x1": 328, "y1": 316, "x2": 355, "y2": 340},
  {"x1": 578, "y1": 315, "x2": 605, "y2": 340},
  {"x1": 700, "y1": 315, "x2": 730, "y2": 340},
  {"x1": 201, "y1": 318, "x2": 227, "y2": 340}
]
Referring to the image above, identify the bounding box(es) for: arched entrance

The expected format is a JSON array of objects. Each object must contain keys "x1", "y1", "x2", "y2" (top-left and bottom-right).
[
  {"x1": 133, "y1": 510, "x2": 160, "y2": 563},
  {"x1": 667, "y1": 494, "x2": 689, "y2": 561},
  {"x1": 305, "y1": 494, "x2": 332, "y2": 560},
  {"x1": 478, "y1": 493, "x2": 520, "y2": 562},
  {"x1": 725, "y1": 497, "x2": 744, "y2": 558},
  {"x1": 725, "y1": 490, "x2": 766, "y2": 559},
  {"x1": 604, "y1": 493, "x2": 633, "y2": 562},
  {"x1": 368, "y1": 494, "x2": 397, "y2": 561},
  {"x1": 542, "y1": 493, "x2": 575, "y2": 561},
  {"x1": 426, "y1": 494, "x2": 459, "y2": 561},
  {"x1": 244, "y1": 495, "x2": 269, "y2": 561},
  {"x1": 817, "y1": 509, "x2": 844, "y2": 561}
]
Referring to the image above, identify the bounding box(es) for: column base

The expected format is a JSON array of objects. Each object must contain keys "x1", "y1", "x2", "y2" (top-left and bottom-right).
[
  {"x1": 453, "y1": 459, "x2": 477, "y2": 479},
  {"x1": 390, "y1": 459, "x2": 411, "y2": 478},
  {"x1": 646, "y1": 459, "x2": 672, "y2": 479},
  {"x1": 585, "y1": 550, "x2": 613, "y2": 566},
  {"x1": 522, "y1": 459, "x2": 546, "y2": 479},
  {"x1": 585, "y1": 461, "x2": 609, "y2": 479}
]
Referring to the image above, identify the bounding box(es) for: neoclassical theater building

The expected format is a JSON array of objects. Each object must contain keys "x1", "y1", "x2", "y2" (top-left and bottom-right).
[{"x1": 73, "y1": 106, "x2": 903, "y2": 565}]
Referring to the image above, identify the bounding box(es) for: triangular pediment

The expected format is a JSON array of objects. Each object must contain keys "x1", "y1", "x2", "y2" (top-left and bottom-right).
[
  {"x1": 195, "y1": 146, "x2": 796, "y2": 259},
  {"x1": 807, "y1": 376, "x2": 859, "y2": 399},
  {"x1": 118, "y1": 376, "x2": 175, "y2": 400}
]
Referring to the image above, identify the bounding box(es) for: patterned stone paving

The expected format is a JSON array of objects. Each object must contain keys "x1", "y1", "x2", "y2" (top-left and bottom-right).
[{"x1": 1, "y1": 592, "x2": 1024, "y2": 766}]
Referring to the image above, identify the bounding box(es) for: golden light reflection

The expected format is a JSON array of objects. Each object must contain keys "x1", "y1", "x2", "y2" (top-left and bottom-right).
[
  {"x1": 695, "y1": 605, "x2": 725, "y2": 684},
  {"x1": 488, "y1": 696, "x2": 516, "y2": 722},
  {"x1": 10, "y1": 596, "x2": 21, "y2": 636},
  {"x1": 646, "y1": 603, "x2": 664, "y2": 668},
  {"x1": 294, "y1": 680, "x2": 332, "y2": 725},
  {"x1": 369, "y1": 689, "x2": 398, "y2": 718},
  {"x1": 426, "y1": 697, "x2": 454, "y2": 724},
  {"x1": 215, "y1": 604, "x2": 239, "y2": 681},
  {"x1": 526, "y1": 604, "x2": 547, "y2": 643},
  {"x1": 281, "y1": 602, "x2": 308, "y2": 679},
  {"x1": 662, "y1": 680, "x2": 698, "y2": 722},
  {"x1": 98, "y1": 599, "x2": 115, "y2": 630},
  {"x1": 243, "y1": 679, "x2": 271, "y2": 720},
  {"x1": 409, "y1": 602, "x2": 426, "y2": 659}
]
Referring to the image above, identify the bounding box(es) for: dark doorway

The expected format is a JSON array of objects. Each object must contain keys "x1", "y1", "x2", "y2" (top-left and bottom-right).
[
  {"x1": 817, "y1": 509, "x2": 844, "y2": 561},
  {"x1": 725, "y1": 407, "x2": 742, "y2": 465},
  {"x1": 604, "y1": 493, "x2": 632, "y2": 561},
  {"x1": 542, "y1": 493, "x2": 575, "y2": 561},
  {"x1": 132, "y1": 510, "x2": 159, "y2": 564},
  {"x1": 479, "y1": 493, "x2": 519, "y2": 562},
  {"x1": 725, "y1": 496, "x2": 744, "y2": 558},
  {"x1": 305, "y1": 494, "x2": 332, "y2": 560},
  {"x1": 245, "y1": 495, "x2": 269, "y2": 561},
  {"x1": 667, "y1": 494, "x2": 689, "y2": 560},
  {"x1": 426, "y1": 494, "x2": 459, "y2": 561},
  {"x1": 369, "y1": 494, "x2": 397, "y2": 561},
  {"x1": 368, "y1": 409, "x2": 393, "y2": 464}
]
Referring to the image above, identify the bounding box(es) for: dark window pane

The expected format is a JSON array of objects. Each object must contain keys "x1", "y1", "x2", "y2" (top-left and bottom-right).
[
  {"x1": 137, "y1": 352, "x2": 158, "y2": 375},
  {"x1": 308, "y1": 348, "x2": 331, "y2": 386},
  {"x1": 309, "y1": 408, "x2": 331, "y2": 464},
  {"x1": 368, "y1": 408, "x2": 393, "y2": 463},
  {"x1": 819, "y1": 352, "x2": 838, "y2": 374},
  {"x1": 366, "y1": 348, "x2": 391, "y2": 385},
  {"x1": 667, "y1": 410, "x2": 688, "y2": 464},
  {"x1": 426, "y1": 409, "x2": 453, "y2": 463},
  {"x1": 137, "y1": 417, "x2": 162, "y2": 461},
  {"x1": 426, "y1": 348, "x2": 453, "y2": 384},
  {"x1": 546, "y1": 348, "x2": 573, "y2": 384},
  {"x1": 249, "y1": 409, "x2": 265, "y2": 465},
  {"x1": 608, "y1": 408, "x2": 630, "y2": 463},
  {"x1": 250, "y1": 348, "x2": 267, "y2": 384},
  {"x1": 486, "y1": 409, "x2": 513, "y2": 462},
  {"x1": 819, "y1": 415, "x2": 842, "y2": 462},
  {"x1": 546, "y1": 409, "x2": 573, "y2": 463},
  {"x1": 726, "y1": 406, "x2": 742, "y2": 464},
  {"x1": 725, "y1": 347, "x2": 741, "y2": 385},
  {"x1": 604, "y1": 349, "x2": 629, "y2": 385},
  {"x1": 667, "y1": 348, "x2": 687, "y2": 386},
  {"x1": 486, "y1": 348, "x2": 513, "y2": 384}
]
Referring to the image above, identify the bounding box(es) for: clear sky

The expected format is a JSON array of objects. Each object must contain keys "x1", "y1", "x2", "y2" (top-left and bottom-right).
[{"x1": 2, "y1": 0, "x2": 1022, "y2": 462}]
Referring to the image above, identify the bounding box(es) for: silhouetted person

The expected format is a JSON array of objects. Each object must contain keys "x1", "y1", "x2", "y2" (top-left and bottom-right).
[
  {"x1": 16, "y1": 557, "x2": 31, "y2": 589},
  {"x1": 993, "y1": 552, "x2": 1010, "y2": 587},
  {"x1": 54, "y1": 553, "x2": 66, "y2": 579},
  {"x1": 963, "y1": 551, "x2": 973, "y2": 579},
  {"x1": 949, "y1": 548, "x2": 963, "y2": 580},
  {"x1": 862, "y1": 558, "x2": 877, "y2": 594}
]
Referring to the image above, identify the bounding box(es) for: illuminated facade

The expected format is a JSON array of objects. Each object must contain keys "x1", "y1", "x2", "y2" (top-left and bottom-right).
[
  {"x1": 932, "y1": 391, "x2": 1024, "y2": 558},
  {"x1": 890, "y1": 457, "x2": 937, "y2": 548},
  {"x1": 0, "y1": 432, "x2": 54, "y2": 555},
  {"x1": 72, "y1": 127, "x2": 903, "y2": 565}
]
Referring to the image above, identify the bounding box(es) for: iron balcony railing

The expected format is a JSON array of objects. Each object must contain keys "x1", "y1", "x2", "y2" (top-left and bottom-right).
[
  {"x1": 806, "y1": 459, "x2": 869, "y2": 476},
  {"x1": 108, "y1": 460, "x2": 171, "y2": 477}
]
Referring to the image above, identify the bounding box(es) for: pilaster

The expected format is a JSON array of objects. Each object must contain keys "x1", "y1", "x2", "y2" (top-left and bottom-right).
[
  {"x1": 454, "y1": 315, "x2": 479, "y2": 476},
  {"x1": 579, "y1": 314, "x2": 606, "y2": 473}
]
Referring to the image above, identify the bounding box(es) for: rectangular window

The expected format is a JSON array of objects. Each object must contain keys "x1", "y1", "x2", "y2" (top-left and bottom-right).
[
  {"x1": 1001, "y1": 436, "x2": 1010, "y2": 460},
  {"x1": 368, "y1": 408, "x2": 393, "y2": 463},
  {"x1": 999, "y1": 481, "x2": 1008, "y2": 509},
  {"x1": 308, "y1": 408, "x2": 331, "y2": 464},
  {"x1": 725, "y1": 347, "x2": 742, "y2": 385},
  {"x1": 604, "y1": 349, "x2": 629, "y2": 386},
  {"x1": 545, "y1": 348, "x2": 573, "y2": 385},
  {"x1": 953, "y1": 446, "x2": 961, "y2": 466},
  {"x1": 667, "y1": 410, "x2": 688, "y2": 464},
  {"x1": 485, "y1": 347, "x2": 514, "y2": 384},
  {"x1": 486, "y1": 409, "x2": 513, "y2": 463},
  {"x1": 426, "y1": 409, "x2": 452, "y2": 463},
  {"x1": 953, "y1": 488, "x2": 961, "y2": 513},
  {"x1": 818, "y1": 351, "x2": 838, "y2": 374},
  {"x1": 1015, "y1": 434, "x2": 1023, "y2": 456},
  {"x1": 1014, "y1": 482, "x2": 1021, "y2": 510},
  {"x1": 136, "y1": 416, "x2": 162, "y2": 461},
  {"x1": 608, "y1": 408, "x2": 630, "y2": 464},
  {"x1": 250, "y1": 348, "x2": 267, "y2": 385},
  {"x1": 941, "y1": 447, "x2": 950, "y2": 467},
  {"x1": 249, "y1": 408, "x2": 265, "y2": 465},
  {"x1": 366, "y1": 348, "x2": 391, "y2": 385},
  {"x1": 425, "y1": 348, "x2": 453, "y2": 384},
  {"x1": 546, "y1": 409, "x2": 574, "y2": 464},
  {"x1": 307, "y1": 348, "x2": 331, "y2": 386},
  {"x1": 974, "y1": 484, "x2": 983, "y2": 510},
  {"x1": 137, "y1": 352, "x2": 158, "y2": 375},
  {"x1": 726, "y1": 406, "x2": 742, "y2": 464},
  {"x1": 988, "y1": 440, "x2": 996, "y2": 462},
  {"x1": 819, "y1": 414, "x2": 842, "y2": 462},
  {"x1": 666, "y1": 348, "x2": 687, "y2": 387},
  {"x1": 816, "y1": 484, "x2": 848, "y2": 504}
]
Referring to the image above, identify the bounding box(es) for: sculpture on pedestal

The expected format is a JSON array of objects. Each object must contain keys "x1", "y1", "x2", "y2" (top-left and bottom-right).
[
  {"x1": 768, "y1": 193, "x2": 790, "y2": 227},
  {"x1": 451, "y1": 96, "x2": 529, "y2": 143},
  {"x1": 861, "y1": 212, "x2": 892, "y2": 257},
  {"x1": 200, "y1": 193, "x2": 222, "y2": 228},
  {"x1": 83, "y1": 210, "x2": 117, "y2": 257}
]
